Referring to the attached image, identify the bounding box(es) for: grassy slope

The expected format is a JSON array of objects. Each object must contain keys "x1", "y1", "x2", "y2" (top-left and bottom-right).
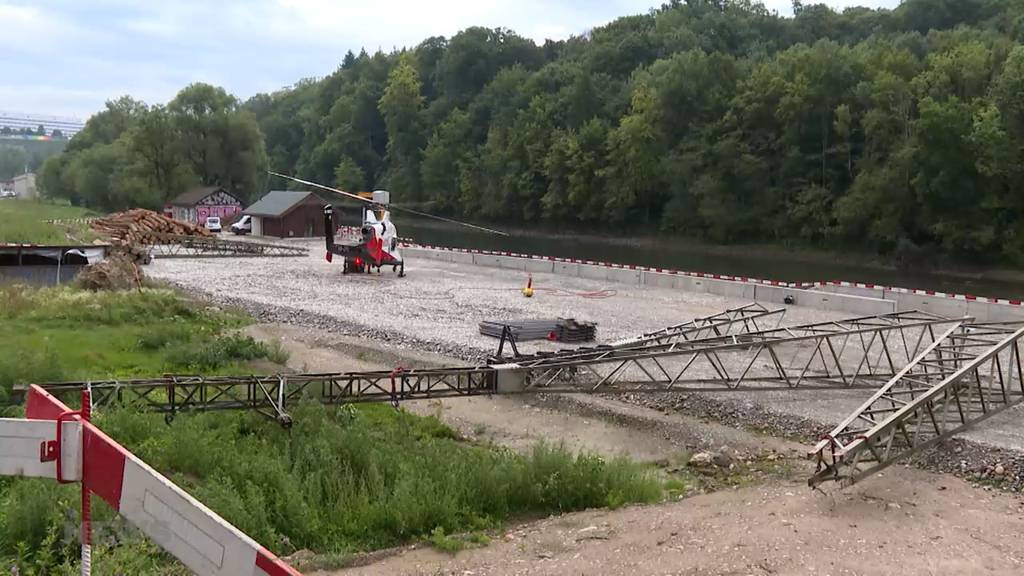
[
  {"x1": 0, "y1": 199, "x2": 97, "y2": 244},
  {"x1": 0, "y1": 287, "x2": 663, "y2": 575},
  {"x1": 0, "y1": 286, "x2": 276, "y2": 402}
]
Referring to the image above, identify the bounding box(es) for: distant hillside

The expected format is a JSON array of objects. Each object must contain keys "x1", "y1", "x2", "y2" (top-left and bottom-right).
[{"x1": 41, "y1": 0, "x2": 1024, "y2": 266}]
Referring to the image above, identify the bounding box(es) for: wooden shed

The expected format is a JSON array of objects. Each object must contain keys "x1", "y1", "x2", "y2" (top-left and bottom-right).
[{"x1": 243, "y1": 190, "x2": 326, "y2": 238}]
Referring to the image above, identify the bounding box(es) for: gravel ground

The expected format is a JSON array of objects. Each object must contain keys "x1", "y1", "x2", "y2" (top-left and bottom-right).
[{"x1": 146, "y1": 248, "x2": 1024, "y2": 490}]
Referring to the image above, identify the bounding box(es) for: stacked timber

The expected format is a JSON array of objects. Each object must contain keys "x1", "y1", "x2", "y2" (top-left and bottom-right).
[
  {"x1": 91, "y1": 209, "x2": 213, "y2": 263},
  {"x1": 91, "y1": 209, "x2": 212, "y2": 246}
]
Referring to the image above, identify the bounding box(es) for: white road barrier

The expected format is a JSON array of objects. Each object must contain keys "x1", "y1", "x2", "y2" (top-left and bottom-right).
[{"x1": 6, "y1": 384, "x2": 302, "y2": 576}]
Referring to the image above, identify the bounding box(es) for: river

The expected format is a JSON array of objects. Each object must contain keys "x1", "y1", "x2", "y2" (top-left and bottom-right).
[{"x1": 394, "y1": 219, "x2": 1023, "y2": 300}]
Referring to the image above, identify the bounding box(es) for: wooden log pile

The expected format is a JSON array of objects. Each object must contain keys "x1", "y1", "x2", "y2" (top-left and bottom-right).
[
  {"x1": 91, "y1": 209, "x2": 213, "y2": 263},
  {"x1": 91, "y1": 209, "x2": 212, "y2": 245}
]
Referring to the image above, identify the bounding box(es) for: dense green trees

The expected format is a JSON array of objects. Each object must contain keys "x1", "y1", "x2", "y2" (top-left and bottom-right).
[
  {"x1": 39, "y1": 0, "x2": 1024, "y2": 264},
  {"x1": 39, "y1": 86, "x2": 267, "y2": 211}
]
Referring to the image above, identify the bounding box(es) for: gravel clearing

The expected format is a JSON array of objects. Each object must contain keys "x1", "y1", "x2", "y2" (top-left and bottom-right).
[{"x1": 146, "y1": 247, "x2": 1024, "y2": 490}]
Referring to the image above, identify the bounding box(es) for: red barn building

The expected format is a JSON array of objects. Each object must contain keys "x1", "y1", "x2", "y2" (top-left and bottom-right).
[{"x1": 166, "y1": 186, "x2": 243, "y2": 225}]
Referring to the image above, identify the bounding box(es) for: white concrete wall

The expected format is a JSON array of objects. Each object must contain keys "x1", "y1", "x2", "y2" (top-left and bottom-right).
[{"x1": 402, "y1": 246, "x2": 1023, "y2": 321}]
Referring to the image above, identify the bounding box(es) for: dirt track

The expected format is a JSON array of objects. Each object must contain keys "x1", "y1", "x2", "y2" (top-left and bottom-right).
[
  {"x1": 333, "y1": 470, "x2": 1024, "y2": 576},
  {"x1": 247, "y1": 323, "x2": 1024, "y2": 576}
]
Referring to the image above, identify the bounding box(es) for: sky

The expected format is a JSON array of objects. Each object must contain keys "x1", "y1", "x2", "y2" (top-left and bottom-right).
[{"x1": 1, "y1": 0, "x2": 900, "y2": 120}]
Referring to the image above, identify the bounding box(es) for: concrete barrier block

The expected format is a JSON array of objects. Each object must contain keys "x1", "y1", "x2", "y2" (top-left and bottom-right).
[
  {"x1": 449, "y1": 251, "x2": 475, "y2": 265},
  {"x1": 554, "y1": 262, "x2": 580, "y2": 276},
  {"x1": 606, "y1": 267, "x2": 641, "y2": 285},
  {"x1": 965, "y1": 301, "x2": 1024, "y2": 322},
  {"x1": 525, "y1": 259, "x2": 555, "y2": 274},
  {"x1": 495, "y1": 255, "x2": 527, "y2": 271},
  {"x1": 754, "y1": 286, "x2": 895, "y2": 314},
  {"x1": 893, "y1": 294, "x2": 968, "y2": 319},
  {"x1": 675, "y1": 276, "x2": 709, "y2": 294},
  {"x1": 641, "y1": 271, "x2": 677, "y2": 289},
  {"x1": 578, "y1": 264, "x2": 609, "y2": 281},
  {"x1": 714, "y1": 279, "x2": 756, "y2": 300},
  {"x1": 472, "y1": 254, "x2": 504, "y2": 268}
]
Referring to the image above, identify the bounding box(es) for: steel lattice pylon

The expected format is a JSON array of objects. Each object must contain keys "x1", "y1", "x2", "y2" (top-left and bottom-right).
[
  {"x1": 809, "y1": 321, "x2": 1024, "y2": 487},
  {"x1": 514, "y1": 311, "x2": 960, "y2": 393},
  {"x1": 608, "y1": 303, "x2": 785, "y2": 347}
]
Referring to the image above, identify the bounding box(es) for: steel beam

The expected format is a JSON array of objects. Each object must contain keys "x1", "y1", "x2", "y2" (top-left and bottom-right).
[{"x1": 809, "y1": 321, "x2": 1024, "y2": 487}]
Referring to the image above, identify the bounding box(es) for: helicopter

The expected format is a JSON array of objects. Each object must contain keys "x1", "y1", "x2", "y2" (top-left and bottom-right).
[{"x1": 268, "y1": 172, "x2": 507, "y2": 277}]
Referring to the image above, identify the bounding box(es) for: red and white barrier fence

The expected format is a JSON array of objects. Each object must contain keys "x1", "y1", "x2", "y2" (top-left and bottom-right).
[
  {"x1": 0, "y1": 385, "x2": 302, "y2": 576},
  {"x1": 400, "y1": 242, "x2": 1022, "y2": 308}
]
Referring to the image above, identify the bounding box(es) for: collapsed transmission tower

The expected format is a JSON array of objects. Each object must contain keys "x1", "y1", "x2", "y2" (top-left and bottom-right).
[
  {"x1": 25, "y1": 310, "x2": 960, "y2": 426},
  {"x1": 809, "y1": 321, "x2": 1024, "y2": 487}
]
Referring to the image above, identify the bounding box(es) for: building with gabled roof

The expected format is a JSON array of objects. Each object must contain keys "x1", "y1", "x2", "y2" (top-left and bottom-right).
[
  {"x1": 165, "y1": 186, "x2": 243, "y2": 225},
  {"x1": 243, "y1": 190, "x2": 326, "y2": 238}
]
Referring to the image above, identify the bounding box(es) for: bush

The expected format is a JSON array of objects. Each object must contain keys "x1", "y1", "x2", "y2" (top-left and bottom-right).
[{"x1": 163, "y1": 334, "x2": 274, "y2": 371}]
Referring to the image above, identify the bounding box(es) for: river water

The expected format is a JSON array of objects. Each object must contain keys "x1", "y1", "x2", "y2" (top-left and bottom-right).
[{"x1": 395, "y1": 220, "x2": 1022, "y2": 300}]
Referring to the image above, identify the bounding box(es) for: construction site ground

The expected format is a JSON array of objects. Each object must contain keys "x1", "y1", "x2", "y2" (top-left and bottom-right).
[
  {"x1": 144, "y1": 247, "x2": 1024, "y2": 574},
  {"x1": 147, "y1": 244, "x2": 1024, "y2": 453},
  {"x1": 242, "y1": 323, "x2": 1024, "y2": 575}
]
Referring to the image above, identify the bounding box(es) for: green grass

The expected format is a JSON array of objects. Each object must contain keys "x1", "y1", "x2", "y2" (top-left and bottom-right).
[
  {"x1": 0, "y1": 285, "x2": 277, "y2": 401},
  {"x1": 0, "y1": 199, "x2": 97, "y2": 244},
  {"x1": 0, "y1": 286, "x2": 662, "y2": 574}
]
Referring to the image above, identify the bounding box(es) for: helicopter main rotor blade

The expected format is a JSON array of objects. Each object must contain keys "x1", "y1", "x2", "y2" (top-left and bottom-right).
[
  {"x1": 268, "y1": 171, "x2": 371, "y2": 205},
  {"x1": 267, "y1": 171, "x2": 509, "y2": 236}
]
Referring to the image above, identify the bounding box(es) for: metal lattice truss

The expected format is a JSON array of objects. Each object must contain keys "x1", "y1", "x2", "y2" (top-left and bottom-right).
[
  {"x1": 809, "y1": 321, "x2": 1024, "y2": 487},
  {"x1": 608, "y1": 303, "x2": 785, "y2": 347},
  {"x1": 146, "y1": 233, "x2": 308, "y2": 258},
  {"x1": 36, "y1": 368, "x2": 498, "y2": 426},
  {"x1": 513, "y1": 311, "x2": 960, "y2": 393},
  {"x1": 25, "y1": 310, "x2": 960, "y2": 422}
]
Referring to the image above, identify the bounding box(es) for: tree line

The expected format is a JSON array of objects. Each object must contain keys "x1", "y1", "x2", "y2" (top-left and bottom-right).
[
  {"x1": 41, "y1": 0, "x2": 1024, "y2": 265},
  {"x1": 39, "y1": 86, "x2": 267, "y2": 211}
]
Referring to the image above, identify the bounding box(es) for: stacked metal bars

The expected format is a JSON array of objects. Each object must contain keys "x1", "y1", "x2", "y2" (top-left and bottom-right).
[
  {"x1": 479, "y1": 319, "x2": 564, "y2": 341},
  {"x1": 809, "y1": 321, "x2": 1024, "y2": 487},
  {"x1": 479, "y1": 319, "x2": 597, "y2": 342},
  {"x1": 147, "y1": 233, "x2": 309, "y2": 258}
]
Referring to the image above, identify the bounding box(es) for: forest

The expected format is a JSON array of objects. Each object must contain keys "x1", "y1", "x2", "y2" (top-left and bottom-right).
[{"x1": 38, "y1": 0, "x2": 1024, "y2": 264}]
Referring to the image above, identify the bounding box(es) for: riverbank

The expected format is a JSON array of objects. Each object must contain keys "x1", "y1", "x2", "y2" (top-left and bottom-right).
[{"x1": 399, "y1": 219, "x2": 1024, "y2": 299}]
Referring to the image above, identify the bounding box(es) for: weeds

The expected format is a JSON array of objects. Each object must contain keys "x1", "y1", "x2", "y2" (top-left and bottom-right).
[
  {"x1": 93, "y1": 403, "x2": 660, "y2": 557},
  {"x1": 0, "y1": 285, "x2": 274, "y2": 399}
]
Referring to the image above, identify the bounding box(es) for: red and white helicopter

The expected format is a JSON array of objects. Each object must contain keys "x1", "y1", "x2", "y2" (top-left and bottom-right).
[{"x1": 269, "y1": 172, "x2": 506, "y2": 277}]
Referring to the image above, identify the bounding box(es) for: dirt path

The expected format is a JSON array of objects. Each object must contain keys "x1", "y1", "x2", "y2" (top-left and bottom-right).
[
  {"x1": 248, "y1": 323, "x2": 1024, "y2": 576},
  {"x1": 332, "y1": 468, "x2": 1024, "y2": 576}
]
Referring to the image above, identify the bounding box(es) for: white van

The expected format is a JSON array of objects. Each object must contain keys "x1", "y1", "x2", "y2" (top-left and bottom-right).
[
  {"x1": 230, "y1": 215, "x2": 252, "y2": 235},
  {"x1": 204, "y1": 216, "x2": 222, "y2": 232}
]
